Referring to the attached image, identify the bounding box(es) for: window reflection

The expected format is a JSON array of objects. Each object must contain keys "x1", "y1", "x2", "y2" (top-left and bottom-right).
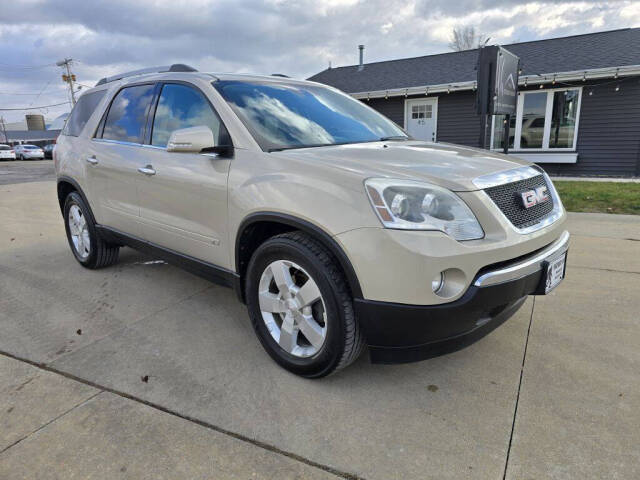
[
  {"x1": 214, "y1": 81, "x2": 406, "y2": 151},
  {"x1": 549, "y1": 90, "x2": 578, "y2": 148},
  {"x1": 102, "y1": 84, "x2": 155, "y2": 143},
  {"x1": 520, "y1": 92, "x2": 546, "y2": 149},
  {"x1": 492, "y1": 114, "x2": 515, "y2": 149},
  {"x1": 151, "y1": 84, "x2": 226, "y2": 147}
]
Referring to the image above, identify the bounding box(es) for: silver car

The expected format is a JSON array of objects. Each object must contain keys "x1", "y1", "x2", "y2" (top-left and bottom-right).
[
  {"x1": 54, "y1": 65, "x2": 569, "y2": 377},
  {"x1": 15, "y1": 144, "x2": 44, "y2": 160}
]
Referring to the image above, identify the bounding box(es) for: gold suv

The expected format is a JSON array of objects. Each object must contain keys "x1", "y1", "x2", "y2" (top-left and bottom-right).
[{"x1": 55, "y1": 65, "x2": 569, "y2": 377}]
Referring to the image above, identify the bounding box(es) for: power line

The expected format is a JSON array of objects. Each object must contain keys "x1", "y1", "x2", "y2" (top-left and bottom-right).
[
  {"x1": 0, "y1": 62, "x2": 57, "y2": 69},
  {"x1": 0, "y1": 101, "x2": 71, "y2": 111},
  {"x1": 0, "y1": 90, "x2": 69, "y2": 96}
]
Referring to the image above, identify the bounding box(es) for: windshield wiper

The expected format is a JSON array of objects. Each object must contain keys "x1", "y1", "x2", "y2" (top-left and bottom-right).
[
  {"x1": 268, "y1": 143, "x2": 333, "y2": 152},
  {"x1": 379, "y1": 136, "x2": 409, "y2": 141},
  {"x1": 268, "y1": 137, "x2": 409, "y2": 152}
]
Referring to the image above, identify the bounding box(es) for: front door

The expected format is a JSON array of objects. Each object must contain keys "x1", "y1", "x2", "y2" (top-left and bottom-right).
[
  {"x1": 136, "y1": 82, "x2": 232, "y2": 269},
  {"x1": 405, "y1": 98, "x2": 438, "y2": 142}
]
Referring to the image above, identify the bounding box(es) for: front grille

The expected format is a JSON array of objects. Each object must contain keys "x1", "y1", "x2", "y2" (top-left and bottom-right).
[{"x1": 484, "y1": 174, "x2": 554, "y2": 229}]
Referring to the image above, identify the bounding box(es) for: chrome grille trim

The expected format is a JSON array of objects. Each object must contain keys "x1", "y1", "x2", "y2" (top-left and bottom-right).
[
  {"x1": 484, "y1": 174, "x2": 554, "y2": 229},
  {"x1": 472, "y1": 166, "x2": 541, "y2": 190},
  {"x1": 476, "y1": 168, "x2": 564, "y2": 234}
]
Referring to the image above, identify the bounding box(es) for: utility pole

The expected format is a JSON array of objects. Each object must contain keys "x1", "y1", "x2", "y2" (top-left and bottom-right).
[
  {"x1": 0, "y1": 117, "x2": 7, "y2": 144},
  {"x1": 57, "y1": 58, "x2": 77, "y2": 106}
]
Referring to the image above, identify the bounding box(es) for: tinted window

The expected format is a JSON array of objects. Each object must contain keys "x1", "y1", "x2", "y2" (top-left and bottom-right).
[
  {"x1": 62, "y1": 90, "x2": 106, "y2": 137},
  {"x1": 151, "y1": 83, "x2": 227, "y2": 147},
  {"x1": 0, "y1": 145, "x2": 10, "y2": 150},
  {"x1": 102, "y1": 84, "x2": 155, "y2": 143},
  {"x1": 213, "y1": 80, "x2": 407, "y2": 151}
]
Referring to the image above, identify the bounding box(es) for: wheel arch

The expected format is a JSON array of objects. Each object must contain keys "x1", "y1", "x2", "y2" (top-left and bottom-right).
[
  {"x1": 57, "y1": 176, "x2": 97, "y2": 225},
  {"x1": 235, "y1": 212, "x2": 363, "y2": 303}
]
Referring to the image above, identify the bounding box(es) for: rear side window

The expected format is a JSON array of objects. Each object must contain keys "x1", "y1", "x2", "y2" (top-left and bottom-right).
[
  {"x1": 102, "y1": 84, "x2": 155, "y2": 144},
  {"x1": 151, "y1": 83, "x2": 228, "y2": 147},
  {"x1": 62, "y1": 90, "x2": 106, "y2": 137}
]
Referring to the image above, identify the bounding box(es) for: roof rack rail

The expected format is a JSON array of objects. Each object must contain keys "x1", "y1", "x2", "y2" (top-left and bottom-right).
[
  {"x1": 95, "y1": 64, "x2": 198, "y2": 86},
  {"x1": 271, "y1": 73, "x2": 290, "y2": 78}
]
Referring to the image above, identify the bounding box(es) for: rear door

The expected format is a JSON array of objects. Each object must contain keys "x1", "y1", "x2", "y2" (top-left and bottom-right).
[
  {"x1": 136, "y1": 82, "x2": 232, "y2": 268},
  {"x1": 89, "y1": 83, "x2": 156, "y2": 237}
]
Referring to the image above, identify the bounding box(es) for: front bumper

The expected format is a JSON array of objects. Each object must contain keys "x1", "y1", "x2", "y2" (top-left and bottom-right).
[{"x1": 356, "y1": 231, "x2": 570, "y2": 364}]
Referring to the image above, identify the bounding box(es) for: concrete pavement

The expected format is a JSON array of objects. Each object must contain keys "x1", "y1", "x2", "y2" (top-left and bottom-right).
[
  {"x1": 0, "y1": 160, "x2": 55, "y2": 185},
  {"x1": 1, "y1": 180, "x2": 639, "y2": 479}
]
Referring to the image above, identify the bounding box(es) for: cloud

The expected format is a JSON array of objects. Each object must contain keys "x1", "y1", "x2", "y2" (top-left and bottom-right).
[{"x1": 0, "y1": 0, "x2": 637, "y2": 122}]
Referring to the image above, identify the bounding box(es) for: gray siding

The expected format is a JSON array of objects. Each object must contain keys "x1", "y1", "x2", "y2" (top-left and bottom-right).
[
  {"x1": 434, "y1": 91, "x2": 482, "y2": 147},
  {"x1": 362, "y1": 78, "x2": 640, "y2": 177},
  {"x1": 366, "y1": 92, "x2": 488, "y2": 147},
  {"x1": 366, "y1": 97, "x2": 404, "y2": 127},
  {"x1": 542, "y1": 79, "x2": 640, "y2": 177}
]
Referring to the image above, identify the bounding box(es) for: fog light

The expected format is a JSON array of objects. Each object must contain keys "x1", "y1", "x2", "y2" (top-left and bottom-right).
[{"x1": 431, "y1": 272, "x2": 444, "y2": 293}]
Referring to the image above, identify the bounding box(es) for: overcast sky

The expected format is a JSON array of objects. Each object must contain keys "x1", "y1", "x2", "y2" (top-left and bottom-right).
[{"x1": 1, "y1": 0, "x2": 638, "y2": 123}]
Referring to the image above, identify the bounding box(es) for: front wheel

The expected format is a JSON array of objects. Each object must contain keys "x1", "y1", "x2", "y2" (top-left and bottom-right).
[
  {"x1": 63, "y1": 191, "x2": 119, "y2": 269},
  {"x1": 246, "y1": 232, "x2": 365, "y2": 378}
]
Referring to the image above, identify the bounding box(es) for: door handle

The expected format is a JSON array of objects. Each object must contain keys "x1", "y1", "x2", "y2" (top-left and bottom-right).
[
  {"x1": 86, "y1": 156, "x2": 98, "y2": 165},
  {"x1": 137, "y1": 165, "x2": 156, "y2": 176}
]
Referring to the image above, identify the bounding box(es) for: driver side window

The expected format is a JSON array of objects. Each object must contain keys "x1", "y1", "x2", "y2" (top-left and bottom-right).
[{"x1": 151, "y1": 83, "x2": 229, "y2": 147}]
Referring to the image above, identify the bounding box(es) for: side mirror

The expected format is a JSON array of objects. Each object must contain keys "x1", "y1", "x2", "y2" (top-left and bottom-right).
[{"x1": 166, "y1": 126, "x2": 215, "y2": 153}]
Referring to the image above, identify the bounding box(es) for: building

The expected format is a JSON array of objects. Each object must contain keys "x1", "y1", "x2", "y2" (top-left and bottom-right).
[
  {"x1": 309, "y1": 28, "x2": 640, "y2": 177},
  {"x1": 0, "y1": 113, "x2": 64, "y2": 146},
  {"x1": 1, "y1": 130, "x2": 61, "y2": 147}
]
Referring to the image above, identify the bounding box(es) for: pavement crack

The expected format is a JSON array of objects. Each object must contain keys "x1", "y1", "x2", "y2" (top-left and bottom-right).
[
  {"x1": 571, "y1": 265, "x2": 640, "y2": 275},
  {"x1": 502, "y1": 297, "x2": 536, "y2": 480},
  {"x1": 0, "y1": 350, "x2": 361, "y2": 479},
  {"x1": 0, "y1": 390, "x2": 102, "y2": 455},
  {"x1": 570, "y1": 233, "x2": 640, "y2": 242}
]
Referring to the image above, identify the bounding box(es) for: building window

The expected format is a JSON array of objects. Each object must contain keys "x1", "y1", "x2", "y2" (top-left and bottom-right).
[
  {"x1": 492, "y1": 87, "x2": 581, "y2": 151},
  {"x1": 411, "y1": 104, "x2": 432, "y2": 119}
]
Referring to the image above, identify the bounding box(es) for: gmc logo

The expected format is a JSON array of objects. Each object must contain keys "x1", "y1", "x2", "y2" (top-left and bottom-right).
[{"x1": 520, "y1": 186, "x2": 549, "y2": 209}]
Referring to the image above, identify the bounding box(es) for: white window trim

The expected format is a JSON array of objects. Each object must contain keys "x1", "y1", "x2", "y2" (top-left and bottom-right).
[
  {"x1": 490, "y1": 86, "x2": 582, "y2": 153},
  {"x1": 404, "y1": 97, "x2": 438, "y2": 141}
]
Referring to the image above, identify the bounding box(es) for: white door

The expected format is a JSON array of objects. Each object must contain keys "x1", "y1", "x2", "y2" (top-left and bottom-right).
[{"x1": 405, "y1": 98, "x2": 438, "y2": 142}]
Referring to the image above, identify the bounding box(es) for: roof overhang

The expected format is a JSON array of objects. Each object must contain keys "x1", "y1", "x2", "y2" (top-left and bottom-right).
[{"x1": 349, "y1": 64, "x2": 640, "y2": 100}]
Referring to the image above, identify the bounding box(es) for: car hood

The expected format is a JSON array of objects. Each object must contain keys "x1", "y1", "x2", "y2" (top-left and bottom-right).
[{"x1": 274, "y1": 140, "x2": 531, "y2": 192}]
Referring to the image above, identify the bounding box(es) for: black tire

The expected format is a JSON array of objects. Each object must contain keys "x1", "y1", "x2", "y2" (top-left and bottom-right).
[
  {"x1": 246, "y1": 231, "x2": 365, "y2": 378},
  {"x1": 63, "y1": 191, "x2": 119, "y2": 269}
]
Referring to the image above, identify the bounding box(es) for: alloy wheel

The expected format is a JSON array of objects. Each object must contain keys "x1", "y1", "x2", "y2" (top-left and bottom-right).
[
  {"x1": 258, "y1": 260, "x2": 327, "y2": 358},
  {"x1": 68, "y1": 204, "x2": 91, "y2": 260}
]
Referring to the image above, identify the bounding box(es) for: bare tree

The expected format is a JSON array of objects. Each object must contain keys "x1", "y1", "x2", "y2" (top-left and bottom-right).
[{"x1": 449, "y1": 26, "x2": 490, "y2": 51}]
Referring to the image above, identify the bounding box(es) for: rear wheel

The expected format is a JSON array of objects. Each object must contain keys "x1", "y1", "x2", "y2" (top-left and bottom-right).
[
  {"x1": 246, "y1": 232, "x2": 365, "y2": 377},
  {"x1": 63, "y1": 191, "x2": 119, "y2": 269}
]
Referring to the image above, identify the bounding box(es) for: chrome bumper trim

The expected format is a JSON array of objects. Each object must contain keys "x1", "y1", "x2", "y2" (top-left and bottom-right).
[{"x1": 474, "y1": 230, "x2": 570, "y2": 287}]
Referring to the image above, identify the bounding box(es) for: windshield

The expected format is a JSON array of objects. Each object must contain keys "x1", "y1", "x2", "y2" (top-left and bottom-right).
[
  {"x1": 24, "y1": 145, "x2": 39, "y2": 149},
  {"x1": 0, "y1": 145, "x2": 10, "y2": 150},
  {"x1": 213, "y1": 80, "x2": 407, "y2": 151}
]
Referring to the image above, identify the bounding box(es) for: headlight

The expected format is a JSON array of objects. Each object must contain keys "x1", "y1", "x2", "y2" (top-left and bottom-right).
[{"x1": 365, "y1": 178, "x2": 484, "y2": 241}]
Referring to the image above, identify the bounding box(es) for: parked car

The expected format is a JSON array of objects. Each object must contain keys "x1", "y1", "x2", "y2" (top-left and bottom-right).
[
  {"x1": 14, "y1": 144, "x2": 44, "y2": 160},
  {"x1": 43, "y1": 143, "x2": 56, "y2": 159},
  {"x1": 55, "y1": 65, "x2": 569, "y2": 377},
  {"x1": 0, "y1": 144, "x2": 16, "y2": 160}
]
